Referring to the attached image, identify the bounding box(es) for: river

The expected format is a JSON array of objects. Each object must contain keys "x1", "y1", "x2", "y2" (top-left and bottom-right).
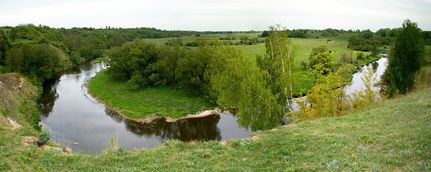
[
  {"x1": 39, "y1": 63, "x2": 251, "y2": 153},
  {"x1": 40, "y1": 56, "x2": 388, "y2": 153},
  {"x1": 291, "y1": 56, "x2": 388, "y2": 111}
]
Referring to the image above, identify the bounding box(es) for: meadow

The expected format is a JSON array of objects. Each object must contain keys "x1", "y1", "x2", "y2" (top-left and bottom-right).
[{"x1": 88, "y1": 71, "x2": 215, "y2": 119}]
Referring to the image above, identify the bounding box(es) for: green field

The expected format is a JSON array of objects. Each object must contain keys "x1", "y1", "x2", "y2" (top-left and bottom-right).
[
  {"x1": 2, "y1": 73, "x2": 430, "y2": 171},
  {"x1": 87, "y1": 71, "x2": 215, "y2": 119}
]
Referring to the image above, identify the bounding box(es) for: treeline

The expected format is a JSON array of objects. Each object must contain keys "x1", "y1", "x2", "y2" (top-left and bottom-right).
[
  {"x1": 260, "y1": 28, "x2": 431, "y2": 49},
  {"x1": 184, "y1": 37, "x2": 264, "y2": 47},
  {"x1": 0, "y1": 24, "x2": 202, "y2": 82},
  {"x1": 348, "y1": 29, "x2": 431, "y2": 51},
  {"x1": 261, "y1": 28, "x2": 362, "y2": 38}
]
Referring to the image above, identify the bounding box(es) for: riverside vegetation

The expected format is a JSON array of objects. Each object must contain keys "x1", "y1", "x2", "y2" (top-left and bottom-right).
[{"x1": 0, "y1": 20, "x2": 430, "y2": 170}]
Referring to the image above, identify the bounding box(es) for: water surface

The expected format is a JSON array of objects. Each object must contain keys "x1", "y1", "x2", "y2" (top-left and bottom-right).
[{"x1": 40, "y1": 63, "x2": 251, "y2": 153}]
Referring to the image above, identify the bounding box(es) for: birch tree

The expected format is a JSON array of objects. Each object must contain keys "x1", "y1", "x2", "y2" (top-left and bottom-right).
[{"x1": 257, "y1": 25, "x2": 296, "y2": 113}]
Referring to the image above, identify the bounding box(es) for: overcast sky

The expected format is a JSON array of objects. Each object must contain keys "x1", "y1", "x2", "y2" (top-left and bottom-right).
[{"x1": 1, "y1": 0, "x2": 430, "y2": 31}]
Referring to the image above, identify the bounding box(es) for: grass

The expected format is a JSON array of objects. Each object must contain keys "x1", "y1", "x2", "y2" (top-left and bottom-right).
[
  {"x1": 1, "y1": 75, "x2": 430, "y2": 171},
  {"x1": 87, "y1": 71, "x2": 215, "y2": 119}
]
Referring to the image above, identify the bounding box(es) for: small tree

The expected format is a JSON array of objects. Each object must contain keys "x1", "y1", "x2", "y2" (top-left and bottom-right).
[
  {"x1": 381, "y1": 20, "x2": 425, "y2": 97},
  {"x1": 309, "y1": 46, "x2": 334, "y2": 85},
  {"x1": 210, "y1": 46, "x2": 281, "y2": 130},
  {"x1": 257, "y1": 25, "x2": 296, "y2": 113},
  {"x1": 351, "y1": 66, "x2": 377, "y2": 108}
]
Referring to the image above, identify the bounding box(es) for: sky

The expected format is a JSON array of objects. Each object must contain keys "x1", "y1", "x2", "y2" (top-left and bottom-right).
[{"x1": 0, "y1": 0, "x2": 430, "y2": 31}]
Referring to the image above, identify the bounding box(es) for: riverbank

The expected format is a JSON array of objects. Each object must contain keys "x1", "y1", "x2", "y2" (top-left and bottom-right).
[
  {"x1": 2, "y1": 81, "x2": 430, "y2": 170},
  {"x1": 87, "y1": 70, "x2": 216, "y2": 121}
]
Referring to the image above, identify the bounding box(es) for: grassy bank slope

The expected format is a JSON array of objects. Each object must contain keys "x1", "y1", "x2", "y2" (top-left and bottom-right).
[
  {"x1": 2, "y1": 85, "x2": 430, "y2": 171},
  {"x1": 0, "y1": 73, "x2": 39, "y2": 131},
  {"x1": 87, "y1": 71, "x2": 214, "y2": 119}
]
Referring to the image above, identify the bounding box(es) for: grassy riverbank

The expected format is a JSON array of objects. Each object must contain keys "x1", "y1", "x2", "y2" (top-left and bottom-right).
[
  {"x1": 87, "y1": 71, "x2": 215, "y2": 119},
  {"x1": 1, "y1": 72, "x2": 430, "y2": 170}
]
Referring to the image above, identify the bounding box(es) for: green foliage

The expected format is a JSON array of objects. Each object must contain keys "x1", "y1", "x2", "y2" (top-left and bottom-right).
[
  {"x1": 5, "y1": 43, "x2": 66, "y2": 81},
  {"x1": 381, "y1": 20, "x2": 425, "y2": 97},
  {"x1": 156, "y1": 45, "x2": 185, "y2": 86},
  {"x1": 257, "y1": 26, "x2": 296, "y2": 113},
  {"x1": 308, "y1": 46, "x2": 334, "y2": 84},
  {"x1": 210, "y1": 46, "x2": 281, "y2": 130},
  {"x1": 296, "y1": 64, "x2": 355, "y2": 119},
  {"x1": 347, "y1": 30, "x2": 381, "y2": 51},
  {"x1": 38, "y1": 130, "x2": 50, "y2": 145},
  {"x1": 0, "y1": 73, "x2": 40, "y2": 130},
  {"x1": 351, "y1": 66, "x2": 377, "y2": 108},
  {"x1": 308, "y1": 46, "x2": 333, "y2": 74},
  {"x1": 0, "y1": 30, "x2": 10, "y2": 65},
  {"x1": 88, "y1": 71, "x2": 214, "y2": 118},
  {"x1": 338, "y1": 53, "x2": 354, "y2": 65},
  {"x1": 175, "y1": 46, "x2": 212, "y2": 91},
  {"x1": 108, "y1": 40, "x2": 160, "y2": 86},
  {"x1": 356, "y1": 52, "x2": 365, "y2": 60}
]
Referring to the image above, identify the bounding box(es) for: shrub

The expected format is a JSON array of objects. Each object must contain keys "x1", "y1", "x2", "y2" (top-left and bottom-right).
[
  {"x1": 356, "y1": 52, "x2": 365, "y2": 60},
  {"x1": 38, "y1": 130, "x2": 50, "y2": 145}
]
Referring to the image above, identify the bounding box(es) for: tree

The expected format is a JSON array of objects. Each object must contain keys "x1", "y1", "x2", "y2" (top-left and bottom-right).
[
  {"x1": 257, "y1": 25, "x2": 296, "y2": 113},
  {"x1": 107, "y1": 40, "x2": 161, "y2": 88},
  {"x1": 0, "y1": 30, "x2": 10, "y2": 65},
  {"x1": 156, "y1": 45, "x2": 186, "y2": 88},
  {"x1": 381, "y1": 20, "x2": 425, "y2": 97},
  {"x1": 351, "y1": 66, "x2": 377, "y2": 108},
  {"x1": 309, "y1": 46, "x2": 334, "y2": 84},
  {"x1": 5, "y1": 44, "x2": 65, "y2": 81},
  {"x1": 296, "y1": 64, "x2": 354, "y2": 119},
  {"x1": 175, "y1": 46, "x2": 212, "y2": 91},
  {"x1": 210, "y1": 46, "x2": 281, "y2": 130}
]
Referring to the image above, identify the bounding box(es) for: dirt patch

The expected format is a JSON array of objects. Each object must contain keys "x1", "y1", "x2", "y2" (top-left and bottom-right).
[
  {"x1": 7, "y1": 117, "x2": 21, "y2": 130},
  {"x1": 251, "y1": 135, "x2": 261, "y2": 142},
  {"x1": 0, "y1": 117, "x2": 21, "y2": 130},
  {"x1": 42, "y1": 145, "x2": 73, "y2": 156},
  {"x1": 165, "y1": 109, "x2": 221, "y2": 122},
  {"x1": 22, "y1": 136, "x2": 38, "y2": 146}
]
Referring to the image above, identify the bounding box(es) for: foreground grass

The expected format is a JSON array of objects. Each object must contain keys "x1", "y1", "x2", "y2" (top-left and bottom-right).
[
  {"x1": 87, "y1": 71, "x2": 214, "y2": 119},
  {"x1": 2, "y1": 79, "x2": 430, "y2": 170}
]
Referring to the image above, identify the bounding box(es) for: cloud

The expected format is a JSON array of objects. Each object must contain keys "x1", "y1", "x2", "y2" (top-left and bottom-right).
[{"x1": 0, "y1": 0, "x2": 430, "y2": 31}]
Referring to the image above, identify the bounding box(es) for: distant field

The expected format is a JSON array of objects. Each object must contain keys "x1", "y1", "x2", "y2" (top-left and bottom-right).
[{"x1": 88, "y1": 71, "x2": 215, "y2": 119}]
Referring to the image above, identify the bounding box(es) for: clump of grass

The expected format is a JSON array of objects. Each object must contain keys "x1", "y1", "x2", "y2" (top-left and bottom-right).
[{"x1": 38, "y1": 130, "x2": 50, "y2": 146}]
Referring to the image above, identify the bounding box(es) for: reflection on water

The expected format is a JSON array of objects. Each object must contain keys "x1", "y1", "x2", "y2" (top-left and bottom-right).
[
  {"x1": 105, "y1": 109, "x2": 222, "y2": 141},
  {"x1": 40, "y1": 62, "x2": 251, "y2": 153},
  {"x1": 344, "y1": 57, "x2": 388, "y2": 94}
]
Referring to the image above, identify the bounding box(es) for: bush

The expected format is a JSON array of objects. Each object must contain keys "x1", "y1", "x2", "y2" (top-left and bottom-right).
[
  {"x1": 38, "y1": 130, "x2": 50, "y2": 145},
  {"x1": 126, "y1": 74, "x2": 145, "y2": 90},
  {"x1": 356, "y1": 52, "x2": 365, "y2": 60},
  {"x1": 300, "y1": 61, "x2": 308, "y2": 70},
  {"x1": 339, "y1": 53, "x2": 353, "y2": 65},
  {"x1": 5, "y1": 43, "x2": 66, "y2": 81}
]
